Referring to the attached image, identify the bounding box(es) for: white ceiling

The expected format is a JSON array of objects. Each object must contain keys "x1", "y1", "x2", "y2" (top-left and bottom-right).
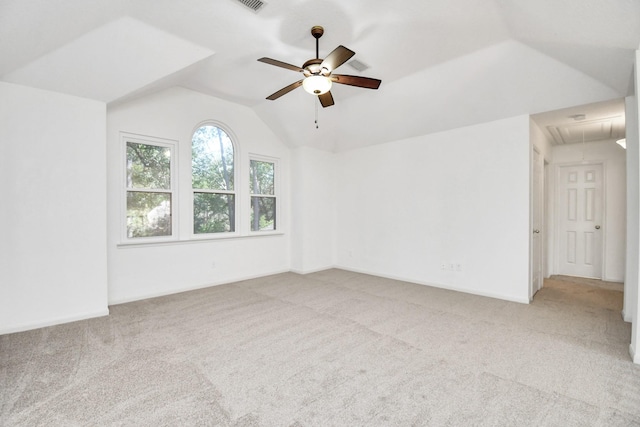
[
  {"x1": 532, "y1": 98, "x2": 626, "y2": 146},
  {"x1": 1, "y1": 0, "x2": 639, "y2": 152}
]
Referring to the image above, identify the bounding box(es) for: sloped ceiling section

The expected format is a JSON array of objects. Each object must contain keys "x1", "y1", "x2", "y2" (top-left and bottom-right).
[
  {"x1": 0, "y1": 0, "x2": 125, "y2": 77},
  {"x1": 256, "y1": 40, "x2": 622, "y2": 152},
  {"x1": 501, "y1": 0, "x2": 640, "y2": 95},
  {"x1": 2, "y1": 17, "x2": 214, "y2": 103},
  {"x1": 0, "y1": 0, "x2": 639, "y2": 151}
]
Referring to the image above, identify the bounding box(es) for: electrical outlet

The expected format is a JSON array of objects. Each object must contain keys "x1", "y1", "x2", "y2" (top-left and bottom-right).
[
  {"x1": 441, "y1": 263, "x2": 446, "y2": 270},
  {"x1": 455, "y1": 264, "x2": 462, "y2": 272}
]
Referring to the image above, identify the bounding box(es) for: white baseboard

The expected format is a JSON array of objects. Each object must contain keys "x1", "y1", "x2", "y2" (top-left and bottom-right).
[
  {"x1": 111, "y1": 264, "x2": 531, "y2": 306},
  {"x1": 109, "y1": 268, "x2": 291, "y2": 306},
  {"x1": 289, "y1": 265, "x2": 337, "y2": 275},
  {"x1": 334, "y1": 265, "x2": 530, "y2": 304},
  {"x1": 630, "y1": 344, "x2": 638, "y2": 364},
  {"x1": 0, "y1": 308, "x2": 110, "y2": 335},
  {"x1": 621, "y1": 310, "x2": 632, "y2": 323}
]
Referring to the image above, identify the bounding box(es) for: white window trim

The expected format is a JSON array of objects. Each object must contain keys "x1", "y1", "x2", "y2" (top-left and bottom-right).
[
  {"x1": 190, "y1": 122, "x2": 240, "y2": 239},
  {"x1": 248, "y1": 153, "x2": 280, "y2": 235},
  {"x1": 117, "y1": 127, "x2": 286, "y2": 247},
  {"x1": 120, "y1": 132, "x2": 179, "y2": 245}
]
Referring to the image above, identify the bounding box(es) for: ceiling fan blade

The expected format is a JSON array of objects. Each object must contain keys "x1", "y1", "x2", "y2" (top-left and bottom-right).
[
  {"x1": 266, "y1": 80, "x2": 304, "y2": 100},
  {"x1": 331, "y1": 74, "x2": 381, "y2": 89},
  {"x1": 258, "y1": 57, "x2": 304, "y2": 73},
  {"x1": 320, "y1": 45, "x2": 355, "y2": 73},
  {"x1": 318, "y1": 91, "x2": 335, "y2": 108}
]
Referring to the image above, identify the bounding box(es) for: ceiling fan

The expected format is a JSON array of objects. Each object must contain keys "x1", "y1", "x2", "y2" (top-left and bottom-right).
[{"x1": 257, "y1": 26, "x2": 381, "y2": 108}]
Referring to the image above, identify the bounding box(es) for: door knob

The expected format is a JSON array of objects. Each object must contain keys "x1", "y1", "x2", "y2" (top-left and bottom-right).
[
  {"x1": 533, "y1": 229, "x2": 540, "y2": 234},
  {"x1": 595, "y1": 225, "x2": 601, "y2": 230}
]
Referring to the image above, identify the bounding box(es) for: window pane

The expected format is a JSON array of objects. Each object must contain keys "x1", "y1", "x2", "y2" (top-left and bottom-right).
[
  {"x1": 126, "y1": 142, "x2": 171, "y2": 189},
  {"x1": 251, "y1": 196, "x2": 276, "y2": 231},
  {"x1": 250, "y1": 160, "x2": 274, "y2": 195},
  {"x1": 192, "y1": 126, "x2": 234, "y2": 190},
  {"x1": 127, "y1": 192, "x2": 172, "y2": 238},
  {"x1": 194, "y1": 193, "x2": 236, "y2": 233}
]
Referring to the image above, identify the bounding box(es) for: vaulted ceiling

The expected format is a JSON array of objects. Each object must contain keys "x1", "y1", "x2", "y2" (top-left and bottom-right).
[{"x1": 1, "y1": 0, "x2": 639, "y2": 152}]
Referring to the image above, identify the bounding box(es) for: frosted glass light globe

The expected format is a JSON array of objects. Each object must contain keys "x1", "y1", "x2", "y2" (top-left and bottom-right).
[{"x1": 302, "y1": 75, "x2": 332, "y2": 95}]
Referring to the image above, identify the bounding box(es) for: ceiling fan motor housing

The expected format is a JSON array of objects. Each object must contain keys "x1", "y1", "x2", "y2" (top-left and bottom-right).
[{"x1": 302, "y1": 58, "x2": 324, "y2": 77}]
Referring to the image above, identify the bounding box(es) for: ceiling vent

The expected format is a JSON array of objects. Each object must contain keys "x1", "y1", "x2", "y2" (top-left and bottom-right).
[
  {"x1": 347, "y1": 59, "x2": 370, "y2": 72},
  {"x1": 234, "y1": 0, "x2": 266, "y2": 12}
]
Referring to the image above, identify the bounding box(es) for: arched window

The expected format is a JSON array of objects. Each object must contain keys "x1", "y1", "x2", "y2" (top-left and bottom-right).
[{"x1": 192, "y1": 124, "x2": 236, "y2": 234}]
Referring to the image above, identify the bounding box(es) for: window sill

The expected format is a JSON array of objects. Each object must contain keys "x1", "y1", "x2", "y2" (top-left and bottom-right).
[{"x1": 117, "y1": 231, "x2": 285, "y2": 248}]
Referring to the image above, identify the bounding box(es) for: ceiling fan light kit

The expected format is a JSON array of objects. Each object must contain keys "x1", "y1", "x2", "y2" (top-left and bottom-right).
[
  {"x1": 302, "y1": 75, "x2": 332, "y2": 95},
  {"x1": 257, "y1": 25, "x2": 381, "y2": 108}
]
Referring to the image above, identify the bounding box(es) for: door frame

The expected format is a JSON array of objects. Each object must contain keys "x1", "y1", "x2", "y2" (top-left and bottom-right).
[
  {"x1": 552, "y1": 160, "x2": 607, "y2": 280},
  {"x1": 530, "y1": 146, "x2": 545, "y2": 301}
]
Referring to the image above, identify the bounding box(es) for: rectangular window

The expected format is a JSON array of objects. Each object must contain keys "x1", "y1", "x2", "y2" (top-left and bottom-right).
[
  {"x1": 193, "y1": 192, "x2": 235, "y2": 233},
  {"x1": 250, "y1": 159, "x2": 276, "y2": 232},
  {"x1": 124, "y1": 138, "x2": 175, "y2": 240}
]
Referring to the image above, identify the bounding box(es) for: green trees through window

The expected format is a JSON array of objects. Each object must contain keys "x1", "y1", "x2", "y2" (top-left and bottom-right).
[
  {"x1": 192, "y1": 125, "x2": 235, "y2": 233},
  {"x1": 126, "y1": 141, "x2": 173, "y2": 238},
  {"x1": 250, "y1": 159, "x2": 276, "y2": 231},
  {"x1": 123, "y1": 126, "x2": 279, "y2": 242}
]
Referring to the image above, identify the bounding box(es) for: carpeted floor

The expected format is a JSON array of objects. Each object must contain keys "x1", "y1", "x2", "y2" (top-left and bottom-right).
[{"x1": 1, "y1": 270, "x2": 639, "y2": 426}]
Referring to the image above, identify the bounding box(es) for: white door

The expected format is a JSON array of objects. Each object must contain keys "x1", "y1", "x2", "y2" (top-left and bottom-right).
[
  {"x1": 556, "y1": 163, "x2": 603, "y2": 278},
  {"x1": 531, "y1": 149, "x2": 544, "y2": 298}
]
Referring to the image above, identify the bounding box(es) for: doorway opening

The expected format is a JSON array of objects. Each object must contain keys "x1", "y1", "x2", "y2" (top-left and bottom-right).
[{"x1": 530, "y1": 99, "x2": 627, "y2": 301}]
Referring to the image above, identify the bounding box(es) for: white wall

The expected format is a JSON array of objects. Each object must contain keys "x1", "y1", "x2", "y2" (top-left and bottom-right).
[
  {"x1": 629, "y1": 50, "x2": 640, "y2": 364},
  {"x1": 625, "y1": 95, "x2": 639, "y2": 325},
  {"x1": 334, "y1": 115, "x2": 531, "y2": 303},
  {"x1": 0, "y1": 82, "x2": 108, "y2": 333},
  {"x1": 547, "y1": 140, "x2": 627, "y2": 282},
  {"x1": 106, "y1": 87, "x2": 291, "y2": 304},
  {"x1": 290, "y1": 147, "x2": 336, "y2": 273}
]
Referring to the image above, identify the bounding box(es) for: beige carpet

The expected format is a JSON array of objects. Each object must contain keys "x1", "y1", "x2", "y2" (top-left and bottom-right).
[{"x1": 1, "y1": 270, "x2": 639, "y2": 426}]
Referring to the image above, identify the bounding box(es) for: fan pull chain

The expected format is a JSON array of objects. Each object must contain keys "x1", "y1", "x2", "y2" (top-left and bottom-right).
[{"x1": 315, "y1": 99, "x2": 319, "y2": 129}]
